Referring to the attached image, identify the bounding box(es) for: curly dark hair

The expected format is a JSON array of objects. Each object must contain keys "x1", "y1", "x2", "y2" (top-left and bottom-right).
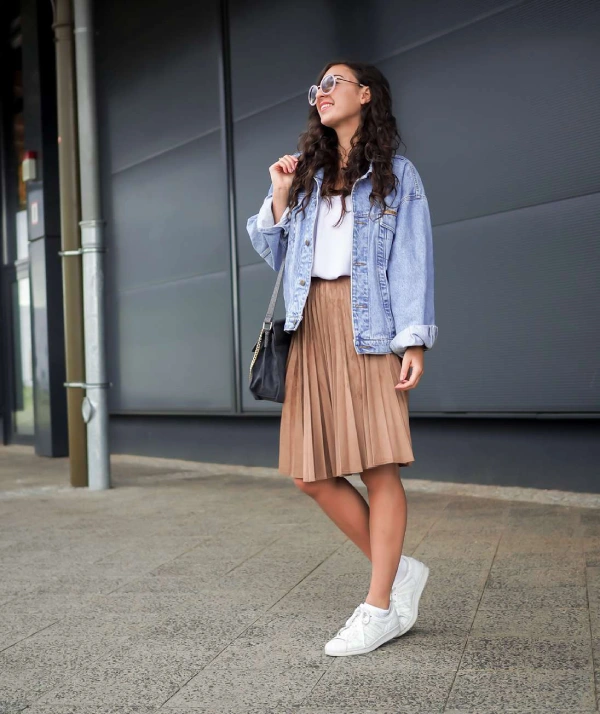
[{"x1": 288, "y1": 59, "x2": 406, "y2": 226}]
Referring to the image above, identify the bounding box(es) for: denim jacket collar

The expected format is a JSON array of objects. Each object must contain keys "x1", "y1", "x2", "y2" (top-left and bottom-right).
[{"x1": 313, "y1": 161, "x2": 373, "y2": 185}]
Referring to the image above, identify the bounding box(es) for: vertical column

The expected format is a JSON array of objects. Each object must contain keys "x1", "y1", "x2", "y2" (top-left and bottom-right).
[
  {"x1": 21, "y1": 0, "x2": 69, "y2": 456},
  {"x1": 217, "y1": 0, "x2": 242, "y2": 413}
]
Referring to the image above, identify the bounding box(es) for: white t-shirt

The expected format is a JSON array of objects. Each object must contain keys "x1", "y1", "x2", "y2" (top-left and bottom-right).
[{"x1": 256, "y1": 193, "x2": 352, "y2": 279}]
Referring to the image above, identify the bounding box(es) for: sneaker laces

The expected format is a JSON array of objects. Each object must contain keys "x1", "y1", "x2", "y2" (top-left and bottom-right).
[{"x1": 336, "y1": 603, "x2": 371, "y2": 636}]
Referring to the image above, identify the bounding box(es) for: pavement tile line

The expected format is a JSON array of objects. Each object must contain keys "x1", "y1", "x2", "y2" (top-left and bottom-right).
[
  {"x1": 440, "y1": 528, "x2": 504, "y2": 711},
  {"x1": 0, "y1": 617, "x2": 63, "y2": 655},
  {"x1": 98, "y1": 510, "x2": 321, "y2": 597},
  {"x1": 5, "y1": 518, "x2": 343, "y2": 711},
  {"x1": 0, "y1": 500, "x2": 316, "y2": 707},
  {"x1": 584, "y1": 547, "x2": 599, "y2": 708},
  {"x1": 156, "y1": 538, "x2": 349, "y2": 710},
  {"x1": 0, "y1": 532, "x2": 246, "y2": 706}
]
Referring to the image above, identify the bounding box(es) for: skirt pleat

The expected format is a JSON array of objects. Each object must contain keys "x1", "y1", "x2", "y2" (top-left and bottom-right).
[{"x1": 278, "y1": 276, "x2": 415, "y2": 482}]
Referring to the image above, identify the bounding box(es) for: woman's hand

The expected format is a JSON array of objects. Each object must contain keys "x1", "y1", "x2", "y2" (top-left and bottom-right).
[
  {"x1": 268, "y1": 154, "x2": 299, "y2": 192},
  {"x1": 394, "y1": 346, "x2": 425, "y2": 391}
]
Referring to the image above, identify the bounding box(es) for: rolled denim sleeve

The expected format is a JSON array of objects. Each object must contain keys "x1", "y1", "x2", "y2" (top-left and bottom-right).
[
  {"x1": 387, "y1": 192, "x2": 438, "y2": 358},
  {"x1": 256, "y1": 196, "x2": 290, "y2": 230},
  {"x1": 246, "y1": 182, "x2": 292, "y2": 271}
]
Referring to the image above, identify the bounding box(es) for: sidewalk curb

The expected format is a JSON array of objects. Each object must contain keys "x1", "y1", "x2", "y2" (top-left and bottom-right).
[
  {"x1": 2, "y1": 446, "x2": 598, "y2": 509},
  {"x1": 110, "y1": 452, "x2": 600, "y2": 510}
]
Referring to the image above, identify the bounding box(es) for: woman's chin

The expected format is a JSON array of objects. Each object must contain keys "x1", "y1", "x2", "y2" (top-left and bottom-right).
[{"x1": 320, "y1": 113, "x2": 337, "y2": 128}]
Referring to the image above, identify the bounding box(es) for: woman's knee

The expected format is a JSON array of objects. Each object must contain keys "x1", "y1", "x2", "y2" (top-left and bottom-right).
[
  {"x1": 360, "y1": 463, "x2": 399, "y2": 488},
  {"x1": 293, "y1": 478, "x2": 331, "y2": 498}
]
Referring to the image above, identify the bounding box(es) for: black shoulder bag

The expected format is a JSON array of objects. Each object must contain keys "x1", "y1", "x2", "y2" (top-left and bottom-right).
[{"x1": 248, "y1": 257, "x2": 293, "y2": 403}]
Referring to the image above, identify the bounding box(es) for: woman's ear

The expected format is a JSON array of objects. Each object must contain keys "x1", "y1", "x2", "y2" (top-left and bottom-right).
[{"x1": 360, "y1": 86, "x2": 371, "y2": 105}]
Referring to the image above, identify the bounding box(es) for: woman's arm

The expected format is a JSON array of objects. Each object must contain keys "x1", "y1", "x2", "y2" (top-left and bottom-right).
[
  {"x1": 246, "y1": 181, "x2": 292, "y2": 271},
  {"x1": 246, "y1": 152, "x2": 300, "y2": 271},
  {"x1": 387, "y1": 161, "x2": 438, "y2": 359}
]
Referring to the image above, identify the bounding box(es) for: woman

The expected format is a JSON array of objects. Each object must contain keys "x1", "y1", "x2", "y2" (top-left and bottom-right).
[{"x1": 246, "y1": 60, "x2": 438, "y2": 656}]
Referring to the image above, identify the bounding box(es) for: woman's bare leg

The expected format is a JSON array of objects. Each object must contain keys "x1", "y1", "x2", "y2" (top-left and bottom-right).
[
  {"x1": 294, "y1": 466, "x2": 407, "y2": 609},
  {"x1": 359, "y1": 463, "x2": 407, "y2": 609},
  {"x1": 294, "y1": 477, "x2": 372, "y2": 558}
]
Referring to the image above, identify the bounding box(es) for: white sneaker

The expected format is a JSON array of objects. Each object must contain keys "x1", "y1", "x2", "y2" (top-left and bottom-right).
[
  {"x1": 390, "y1": 555, "x2": 429, "y2": 637},
  {"x1": 324, "y1": 602, "x2": 401, "y2": 656}
]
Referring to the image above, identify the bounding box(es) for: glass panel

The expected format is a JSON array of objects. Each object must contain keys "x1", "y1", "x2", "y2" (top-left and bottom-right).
[
  {"x1": 16, "y1": 209, "x2": 28, "y2": 260},
  {"x1": 12, "y1": 277, "x2": 34, "y2": 436}
]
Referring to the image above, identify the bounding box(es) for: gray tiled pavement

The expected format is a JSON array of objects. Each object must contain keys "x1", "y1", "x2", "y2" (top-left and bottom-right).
[{"x1": 0, "y1": 446, "x2": 599, "y2": 713}]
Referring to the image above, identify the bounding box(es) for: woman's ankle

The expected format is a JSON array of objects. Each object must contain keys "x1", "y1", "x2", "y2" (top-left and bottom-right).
[{"x1": 365, "y1": 594, "x2": 391, "y2": 610}]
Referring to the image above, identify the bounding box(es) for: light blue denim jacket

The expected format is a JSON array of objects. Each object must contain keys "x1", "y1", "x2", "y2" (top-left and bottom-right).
[{"x1": 246, "y1": 153, "x2": 438, "y2": 358}]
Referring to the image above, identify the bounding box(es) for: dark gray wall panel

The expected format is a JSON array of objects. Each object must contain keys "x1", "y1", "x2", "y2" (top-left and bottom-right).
[
  {"x1": 350, "y1": 0, "x2": 529, "y2": 60},
  {"x1": 96, "y1": 0, "x2": 220, "y2": 173},
  {"x1": 229, "y1": 0, "x2": 528, "y2": 121},
  {"x1": 108, "y1": 273, "x2": 233, "y2": 412},
  {"x1": 235, "y1": 101, "x2": 306, "y2": 267},
  {"x1": 378, "y1": 0, "x2": 600, "y2": 224},
  {"x1": 229, "y1": 0, "x2": 350, "y2": 122},
  {"x1": 97, "y1": 0, "x2": 231, "y2": 414},
  {"x1": 428, "y1": 191, "x2": 600, "y2": 412},
  {"x1": 109, "y1": 133, "x2": 228, "y2": 291}
]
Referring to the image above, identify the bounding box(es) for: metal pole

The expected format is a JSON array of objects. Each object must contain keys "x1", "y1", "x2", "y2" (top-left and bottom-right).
[
  {"x1": 52, "y1": 0, "x2": 88, "y2": 487},
  {"x1": 218, "y1": 0, "x2": 242, "y2": 413},
  {"x1": 73, "y1": 0, "x2": 110, "y2": 490}
]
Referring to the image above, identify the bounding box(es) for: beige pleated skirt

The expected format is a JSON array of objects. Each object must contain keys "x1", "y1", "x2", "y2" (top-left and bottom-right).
[{"x1": 278, "y1": 276, "x2": 415, "y2": 482}]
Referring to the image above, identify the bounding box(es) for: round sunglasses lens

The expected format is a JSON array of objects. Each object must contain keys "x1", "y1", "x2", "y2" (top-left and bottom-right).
[
  {"x1": 308, "y1": 85, "x2": 317, "y2": 105},
  {"x1": 321, "y1": 74, "x2": 335, "y2": 93}
]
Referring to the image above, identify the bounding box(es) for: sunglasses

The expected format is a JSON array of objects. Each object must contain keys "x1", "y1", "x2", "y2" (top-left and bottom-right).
[{"x1": 308, "y1": 73, "x2": 366, "y2": 106}]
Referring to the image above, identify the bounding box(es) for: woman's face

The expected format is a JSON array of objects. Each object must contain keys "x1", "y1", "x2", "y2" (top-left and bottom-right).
[{"x1": 315, "y1": 64, "x2": 371, "y2": 128}]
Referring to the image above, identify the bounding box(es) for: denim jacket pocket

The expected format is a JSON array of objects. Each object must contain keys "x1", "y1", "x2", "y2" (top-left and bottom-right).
[
  {"x1": 379, "y1": 208, "x2": 397, "y2": 236},
  {"x1": 375, "y1": 209, "x2": 397, "y2": 334}
]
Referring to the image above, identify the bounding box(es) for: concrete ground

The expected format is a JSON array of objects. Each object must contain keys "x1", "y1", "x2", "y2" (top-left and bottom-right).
[{"x1": 0, "y1": 445, "x2": 599, "y2": 714}]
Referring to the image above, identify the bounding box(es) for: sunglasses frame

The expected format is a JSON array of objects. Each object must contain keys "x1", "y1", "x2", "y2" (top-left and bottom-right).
[{"x1": 308, "y1": 73, "x2": 366, "y2": 106}]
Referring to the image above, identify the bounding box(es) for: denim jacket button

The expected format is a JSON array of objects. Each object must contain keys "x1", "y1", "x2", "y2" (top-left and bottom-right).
[
  {"x1": 299, "y1": 279, "x2": 306, "y2": 286},
  {"x1": 305, "y1": 240, "x2": 310, "y2": 246}
]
